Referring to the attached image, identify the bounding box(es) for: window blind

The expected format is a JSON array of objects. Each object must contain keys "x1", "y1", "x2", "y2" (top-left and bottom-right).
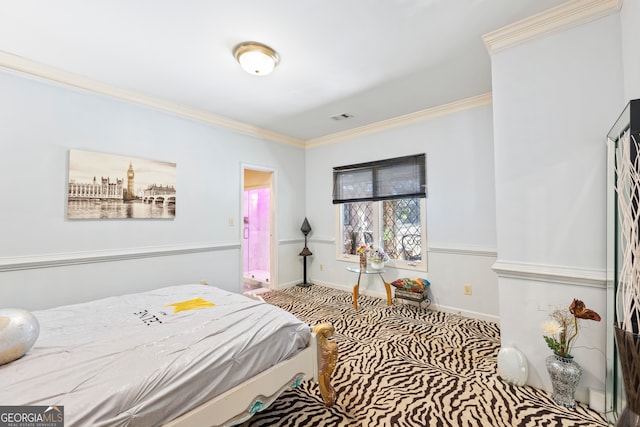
[{"x1": 332, "y1": 153, "x2": 426, "y2": 204}]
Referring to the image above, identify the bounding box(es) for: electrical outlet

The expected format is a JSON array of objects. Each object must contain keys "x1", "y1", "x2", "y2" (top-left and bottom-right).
[
  {"x1": 200, "y1": 280, "x2": 209, "y2": 286},
  {"x1": 228, "y1": 217, "x2": 235, "y2": 227},
  {"x1": 463, "y1": 284, "x2": 472, "y2": 295},
  {"x1": 320, "y1": 264, "x2": 324, "y2": 271}
]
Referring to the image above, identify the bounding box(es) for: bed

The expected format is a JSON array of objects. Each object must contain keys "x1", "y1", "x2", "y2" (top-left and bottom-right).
[{"x1": 0, "y1": 284, "x2": 337, "y2": 426}]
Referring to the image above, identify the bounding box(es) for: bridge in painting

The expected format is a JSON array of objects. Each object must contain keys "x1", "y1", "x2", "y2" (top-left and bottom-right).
[{"x1": 142, "y1": 193, "x2": 176, "y2": 207}]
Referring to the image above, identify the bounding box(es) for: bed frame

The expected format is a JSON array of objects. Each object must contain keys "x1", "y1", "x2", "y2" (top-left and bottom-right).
[{"x1": 163, "y1": 322, "x2": 337, "y2": 427}]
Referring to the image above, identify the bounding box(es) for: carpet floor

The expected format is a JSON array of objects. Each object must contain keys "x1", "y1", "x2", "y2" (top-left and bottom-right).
[{"x1": 242, "y1": 285, "x2": 609, "y2": 427}]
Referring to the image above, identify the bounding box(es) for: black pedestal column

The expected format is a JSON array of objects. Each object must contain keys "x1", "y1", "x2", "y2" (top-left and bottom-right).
[{"x1": 298, "y1": 217, "x2": 313, "y2": 287}]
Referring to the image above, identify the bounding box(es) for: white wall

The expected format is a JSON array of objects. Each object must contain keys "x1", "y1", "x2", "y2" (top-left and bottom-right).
[
  {"x1": 304, "y1": 103, "x2": 499, "y2": 321},
  {"x1": 621, "y1": 0, "x2": 640, "y2": 101},
  {"x1": 490, "y1": 13, "x2": 624, "y2": 403},
  {"x1": 0, "y1": 70, "x2": 306, "y2": 310}
]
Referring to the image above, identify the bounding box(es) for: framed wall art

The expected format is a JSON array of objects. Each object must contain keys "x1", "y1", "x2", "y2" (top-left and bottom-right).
[{"x1": 67, "y1": 149, "x2": 176, "y2": 219}]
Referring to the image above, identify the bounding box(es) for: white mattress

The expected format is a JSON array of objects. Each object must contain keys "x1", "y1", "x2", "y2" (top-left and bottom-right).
[{"x1": 0, "y1": 284, "x2": 311, "y2": 426}]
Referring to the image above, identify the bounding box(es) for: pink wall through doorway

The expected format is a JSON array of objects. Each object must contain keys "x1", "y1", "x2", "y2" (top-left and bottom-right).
[{"x1": 243, "y1": 188, "x2": 270, "y2": 282}]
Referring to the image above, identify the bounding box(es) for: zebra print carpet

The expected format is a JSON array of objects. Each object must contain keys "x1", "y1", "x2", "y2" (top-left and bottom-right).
[{"x1": 243, "y1": 285, "x2": 608, "y2": 427}]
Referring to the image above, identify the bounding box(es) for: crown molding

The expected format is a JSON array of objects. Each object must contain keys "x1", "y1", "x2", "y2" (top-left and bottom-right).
[
  {"x1": 482, "y1": 0, "x2": 622, "y2": 55},
  {"x1": 305, "y1": 93, "x2": 492, "y2": 148},
  {"x1": 0, "y1": 49, "x2": 493, "y2": 149},
  {"x1": 0, "y1": 50, "x2": 305, "y2": 148},
  {"x1": 492, "y1": 259, "x2": 607, "y2": 288}
]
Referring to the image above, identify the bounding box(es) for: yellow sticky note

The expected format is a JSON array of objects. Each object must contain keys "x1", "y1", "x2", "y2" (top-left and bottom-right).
[{"x1": 166, "y1": 297, "x2": 215, "y2": 313}]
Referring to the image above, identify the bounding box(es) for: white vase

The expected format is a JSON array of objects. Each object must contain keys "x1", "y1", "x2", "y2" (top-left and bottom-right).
[{"x1": 370, "y1": 261, "x2": 383, "y2": 270}]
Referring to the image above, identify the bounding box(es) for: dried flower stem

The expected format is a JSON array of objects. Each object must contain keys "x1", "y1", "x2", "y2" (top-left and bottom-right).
[
  {"x1": 565, "y1": 315, "x2": 579, "y2": 355},
  {"x1": 614, "y1": 131, "x2": 640, "y2": 333}
]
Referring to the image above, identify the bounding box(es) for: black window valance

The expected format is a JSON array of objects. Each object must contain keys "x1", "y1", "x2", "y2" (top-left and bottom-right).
[{"x1": 332, "y1": 153, "x2": 426, "y2": 204}]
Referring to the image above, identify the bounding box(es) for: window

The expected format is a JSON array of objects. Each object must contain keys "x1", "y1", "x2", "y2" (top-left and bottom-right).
[{"x1": 333, "y1": 154, "x2": 427, "y2": 270}]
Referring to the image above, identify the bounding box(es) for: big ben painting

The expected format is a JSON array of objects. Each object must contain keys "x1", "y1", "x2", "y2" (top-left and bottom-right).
[
  {"x1": 126, "y1": 161, "x2": 136, "y2": 200},
  {"x1": 67, "y1": 149, "x2": 177, "y2": 219}
]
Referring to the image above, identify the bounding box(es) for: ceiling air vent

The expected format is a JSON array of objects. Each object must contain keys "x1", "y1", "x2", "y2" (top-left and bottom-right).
[{"x1": 330, "y1": 113, "x2": 353, "y2": 121}]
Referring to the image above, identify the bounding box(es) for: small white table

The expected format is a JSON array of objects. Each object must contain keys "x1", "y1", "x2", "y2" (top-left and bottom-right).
[{"x1": 347, "y1": 266, "x2": 392, "y2": 310}]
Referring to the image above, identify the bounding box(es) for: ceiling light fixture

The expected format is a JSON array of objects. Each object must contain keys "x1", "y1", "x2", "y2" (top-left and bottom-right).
[{"x1": 233, "y1": 42, "x2": 280, "y2": 76}]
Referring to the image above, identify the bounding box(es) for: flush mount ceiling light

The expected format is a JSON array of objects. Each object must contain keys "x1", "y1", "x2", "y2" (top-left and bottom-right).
[{"x1": 233, "y1": 42, "x2": 280, "y2": 76}]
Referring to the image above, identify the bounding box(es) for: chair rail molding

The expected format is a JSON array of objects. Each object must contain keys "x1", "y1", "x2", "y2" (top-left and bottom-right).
[
  {"x1": 0, "y1": 242, "x2": 240, "y2": 272},
  {"x1": 492, "y1": 259, "x2": 607, "y2": 288},
  {"x1": 310, "y1": 236, "x2": 336, "y2": 245},
  {"x1": 428, "y1": 244, "x2": 497, "y2": 258}
]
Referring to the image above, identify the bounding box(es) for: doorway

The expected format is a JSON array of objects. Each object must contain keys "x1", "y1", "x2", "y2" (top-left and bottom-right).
[{"x1": 242, "y1": 168, "x2": 273, "y2": 293}]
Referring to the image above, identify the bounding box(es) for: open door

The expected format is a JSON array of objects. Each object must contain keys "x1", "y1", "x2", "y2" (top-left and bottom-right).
[{"x1": 242, "y1": 167, "x2": 275, "y2": 293}]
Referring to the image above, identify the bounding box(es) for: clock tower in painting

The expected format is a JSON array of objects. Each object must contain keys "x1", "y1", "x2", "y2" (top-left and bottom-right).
[{"x1": 127, "y1": 162, "x2": 135, "y2": 199}]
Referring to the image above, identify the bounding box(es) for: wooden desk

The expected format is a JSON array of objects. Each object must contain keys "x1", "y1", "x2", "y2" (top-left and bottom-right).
[{"x1": 347, "y1": 266, "x2": 392, "y2": 309}]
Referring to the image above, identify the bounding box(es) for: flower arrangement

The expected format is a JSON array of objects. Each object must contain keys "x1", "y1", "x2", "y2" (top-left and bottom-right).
[
  {"x1": 367, "y1": 246, "x2": 389, "y2": 264},
  {"x1": 356, "y1": 245, "x2": 368, "y2": 255},
  {"x1": 542, "y1": 299, "x2": 601, "y2": 358}
]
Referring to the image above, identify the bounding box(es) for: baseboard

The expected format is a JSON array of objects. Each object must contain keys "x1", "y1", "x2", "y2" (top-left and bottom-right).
[
  {"x1": 433, "y1": 303, "x2": 500, "y2": 324},
  {"x1": 277, "y1": 280, "x2": 307, "y2": 290},
  {"x1": 306, "y1": 280, "x2": 499, "y2": 323}
]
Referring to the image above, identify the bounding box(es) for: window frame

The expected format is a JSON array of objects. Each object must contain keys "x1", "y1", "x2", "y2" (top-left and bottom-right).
[{"x1": 335, "y1": 198, "x2": 427, "y2": 272}]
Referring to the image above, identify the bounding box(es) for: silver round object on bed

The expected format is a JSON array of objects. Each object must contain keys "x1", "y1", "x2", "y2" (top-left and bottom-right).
[{"x1": 0, "y1": 308, "x2": 40, "y2": 366}]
